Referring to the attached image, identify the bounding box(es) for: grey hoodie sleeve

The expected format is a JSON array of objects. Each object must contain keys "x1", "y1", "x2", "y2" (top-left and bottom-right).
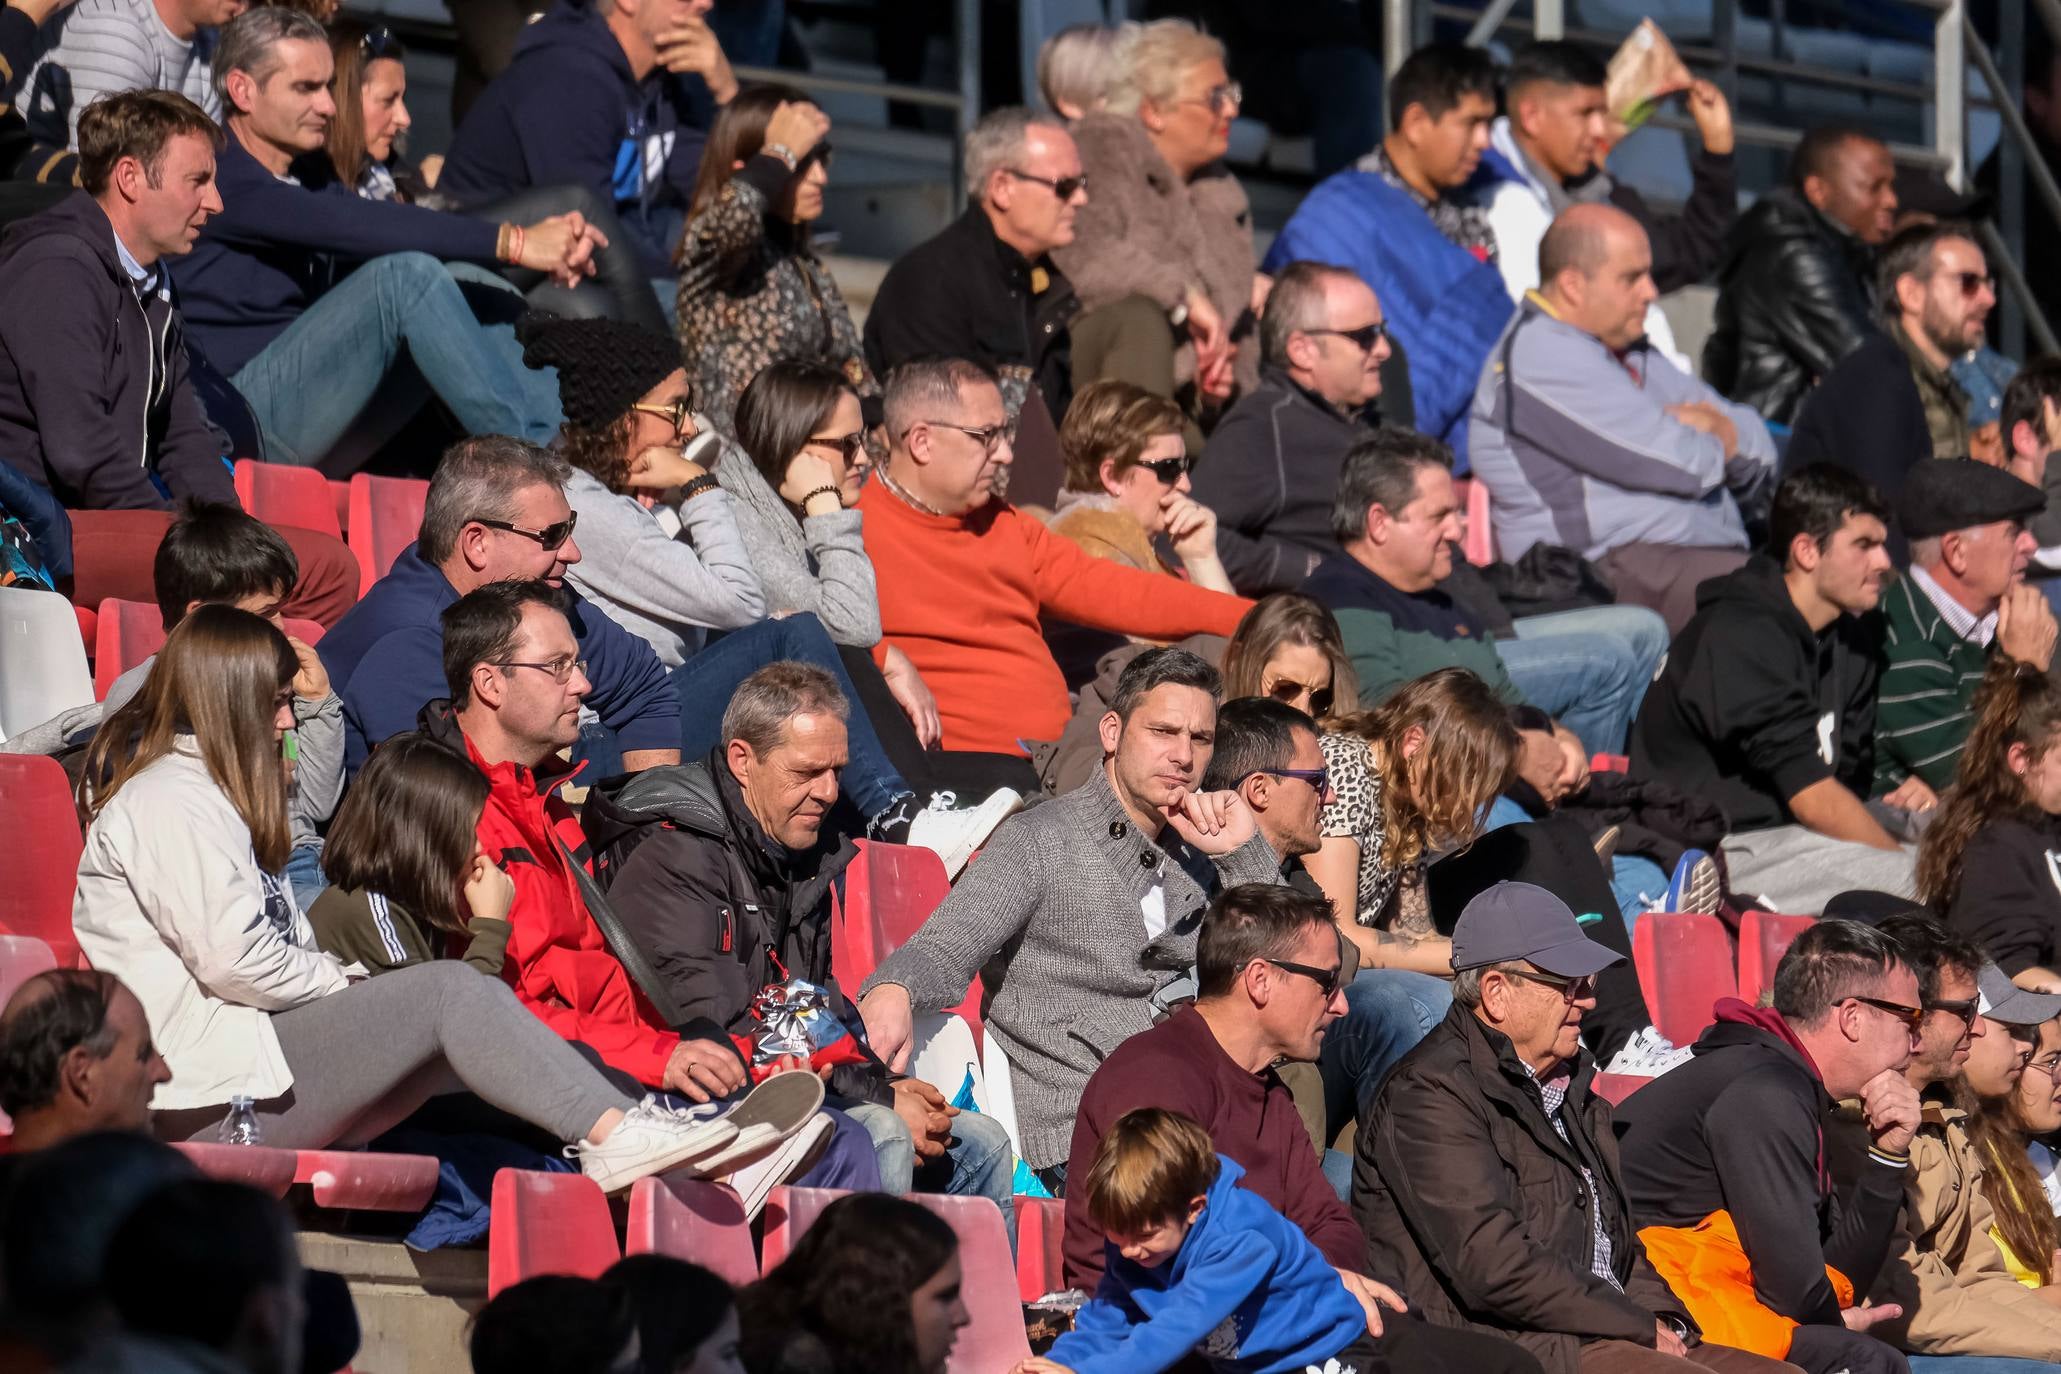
[
  {"x1": 716, "y1": 450, "x2": 881, "y2": 647},
  {"x1": 289, "y1": 692, "x2": 345, "y2": 840},
  {"x1": 568, "y1": 481, "x2": 767, "y2": 632}
]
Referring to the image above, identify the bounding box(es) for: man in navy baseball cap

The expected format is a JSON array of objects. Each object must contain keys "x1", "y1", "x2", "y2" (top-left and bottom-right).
[{"x1": 1449, "y1": 880, "x2": 1624, "y2": 1078}]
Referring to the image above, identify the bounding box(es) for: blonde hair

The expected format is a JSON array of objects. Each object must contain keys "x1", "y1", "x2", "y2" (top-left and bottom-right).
[
  {"x1": 1105, "y1": 18, "x2": 1225, "y2": 117},
  {"x1": 1082, "y1": 1108, "x2": 1218, "y2": 1235},
  {"x1": 1037, "y1": 22, "x2": 1127, "y2": 117},
  {"x1": 1333, "y1": 668, "x2": 1519, "y2": 872},
  {"x1": 1058, "y1": 379, "x2": 1186, "y2": 492}
]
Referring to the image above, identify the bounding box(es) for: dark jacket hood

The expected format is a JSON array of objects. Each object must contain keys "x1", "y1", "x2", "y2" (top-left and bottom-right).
[
  {"x1": 1693, "y1": 552, "x2": 1816, "y2": 647},
  {"x1": 1705, "y1": 997, "x2": 1826, "y2": 1086},
  {"x1": 0, "y1": 190, "x2": 125, "y2": 278},
  {"x1": 508, "y1": 0, "x2": 636, "y2": 85}
]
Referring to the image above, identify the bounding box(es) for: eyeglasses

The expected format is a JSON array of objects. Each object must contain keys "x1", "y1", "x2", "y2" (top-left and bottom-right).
[
  {"x1": 1002, "y1": 167, "x2": 1088, "y2": 200},
  {"x1": 1136, "y1": 454, "x2": 1194, "y2": 484},
  {"x1": 1258, "y1": 956, "x2": 1345, "y2": 999},
  {"x1": 1239, "y1": 765, "x2": 1330, "y2": 796},
  {"x1": 806, "y1": 430, "x2": 868, "y2": 465},
  {"x1": 361, "y1": 25, "x2": 399, "y2": 58},
  {"x1": 631, "y1": 396, "x2": 695, "y2": 438},
  {"x1": 1176, "y1": 81, "x2": 1243, "y2": 115},
  {"x1": 475, "y1": 514, "x2": 578, "y2": 551},
  {"x1": 1849, "y1": 995, "x2": 1927, "y2": 1033},
  {"x1": 498, "y1": 656, "x2": 587, "y2": 684},
  {"x1": 800, "y1": 140, "x2": 835, "y2": 173},
  {"x1": 1499, "y1": 966, "x2": 1600, "y2": 1001},
  {"x1": 1923, "y1": 996, "x2": 1981, "y2": 1029},
  {"x1": 918, "y1": 419, "x2": 1013, "y2": 454},
  {"x1": 2030, "y1": 1052, "x2": 2061, "y2": 1076},
  {"x1": 1951, "y1": 271, "x2": 1998, "y2": 299},
  {"x1": 1310, "y1": 322, "x2": 1389, "y2": 353}
]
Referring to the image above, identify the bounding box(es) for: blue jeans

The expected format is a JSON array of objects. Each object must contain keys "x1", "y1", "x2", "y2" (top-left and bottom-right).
[
  {"x1": 841, "y1": 1099, "x2": 1017, "y2": 1254},
  {"x1": 673, "y1": 614, "x2": 911, "y2": 819},
  {"x1": 1318, "y1": 969, "x2": 1453, "y2": 1132},
  {"x1": 231, "y1": 252, "x2": 565, "y2": 467},
  {"x1": 1906, "y1": 1361, "x2": 2061, "y2": 1372},
  {"x1": 1496, "y1": 605, "x2": 1668, "y2": 755},
  {"x1": 660, "y1": 1090, "x2": 883, "y2": 1193},
  {"x1": 284, "y1": 839, "x2": 328, "y2": 912}
]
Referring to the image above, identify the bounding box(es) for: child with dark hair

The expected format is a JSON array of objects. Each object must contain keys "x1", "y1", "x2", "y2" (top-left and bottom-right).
[
  {"x1": 1021, "y1": 1107, "x2": 1375, "y2": 1374},
  {"x1": 604, "y1": 1255, "x2": 742, "y2": 1374},
  {"x1": 471, "y1": 1274, "x2": 640, "y2": 1374}
]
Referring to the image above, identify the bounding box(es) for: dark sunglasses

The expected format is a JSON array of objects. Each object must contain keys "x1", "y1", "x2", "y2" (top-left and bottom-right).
[
  {"x1": 1923, "y1": 996, "x2": 1981, "y2": 1029},
  {"x1": 475, "y1": 513, "x2": 578, "y2": 551},
  {"x1": 1238, "y1": 765, "x2": 1330, "y2": 795},
  {"x1": 1851, "y1": 995, "x2": 1926, "y2": 1033},
  {"x1": 1264, "y1": 677, "x2": 1333, "y2": 717},
  {"x1": 806, "y1": 430, "x2": 868, "y2": 464},
  {"x1": 360, "y1": 25, "x2": 400, "y2": 58},
  {"x1": 1951, "y1": 271, "x2": 1997, "y2": 299},
  {"x1": 1137, "y1": 455, "x2": 1194, "y2": 484},
  {"x1": 1310, "y1": 321, "x2": 1389, "y2": 353},
  {"x1": 1259, "y1": 956, "x2": 1346, "y2": 999},
  {"x1": 1004, "y1": 167, "x2": 1088, "y2": 200},
  {"x1": 1501, "y1": 966, "x2": 1600, "y2": 1001},
  {"x1": 800, "y1": 141, "x2": 835, "y2": 173}
]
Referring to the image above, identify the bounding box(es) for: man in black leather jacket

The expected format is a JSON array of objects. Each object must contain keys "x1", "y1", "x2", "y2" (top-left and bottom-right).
[{"x1": 1703, "y1": 126, "x2": 1899, "y2": 426}]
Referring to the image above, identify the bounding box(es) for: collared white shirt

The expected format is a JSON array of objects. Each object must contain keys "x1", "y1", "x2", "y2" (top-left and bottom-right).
[
  {"x1": 111, "y1": 228, "x2": 165, "y2": 302},
  {"x1": 1908, "y1": 563, "x2": 1997, "y2": 648}
]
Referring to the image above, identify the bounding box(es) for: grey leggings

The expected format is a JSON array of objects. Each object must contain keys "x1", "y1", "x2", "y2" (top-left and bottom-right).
[{"x1": 162, "y1": 963, "x2": 634, "y2": 1149}]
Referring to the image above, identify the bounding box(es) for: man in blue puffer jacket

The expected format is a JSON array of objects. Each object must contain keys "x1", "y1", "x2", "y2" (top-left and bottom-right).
[{"x1": 1264, "y1": 43, "x2": 1515, "y2": 468}]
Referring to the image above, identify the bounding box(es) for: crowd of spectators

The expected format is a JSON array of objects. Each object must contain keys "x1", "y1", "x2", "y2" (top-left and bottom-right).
[{"x1": 13, "y1": 7, "x2": 2061, "y2": 1374}]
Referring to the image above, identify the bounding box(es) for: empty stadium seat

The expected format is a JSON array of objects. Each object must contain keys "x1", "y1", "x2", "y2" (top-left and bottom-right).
[
  {"x1": 1455, "y1": 475, "x2": 1494, "y2": 566},
  {"x1": 1631, "y1": 912, "x2": 1737, "y2": 1047},
  {"x1": 487, "y1": 1170, "x2": 619, "y2": 1298},
  {"x1": 346, "y1": 474, "x2": 428, "y2": 589},
  {"x1": 328, "y1": 479, "x2": 351, "y2": 537},
  {"x1": 96, "y1": 599, "x2": 326, "y2": 700},
  {"x1": 234, "y1": 460, "x2": 342, "y2": 540},
  {"x1": 1013, "y1": 1195, "x2": 1065, "y2": 1302},
  {"x1": 835, "y1": 841, "x2": 982, "y2": 1045},
  {"x1": 1737, "y1": 911, "x2": 1814, "y2": 1007},
  {"x1": 295, "y1": 1149, "x2": 440, "y2": 1211},
  {"x1": 174, "y1": 1142, "x2": 300, "y2": 1197},
  {"x1": 626, "y1": 1177, "x2": 757, "y2": 1286},
  {"x1": 0, "y1": 758, "x2": 85, "y2": 966},
  {"x1": 1590, "y1": 1072, "x2": 1648, "y2": 1107},
  {"x1": 0, "y1": 933, "x2": 57, "y2": 1009},
  {"x1": 0, "y1": 585, "x2": 94, "y2": 742},
  {"x1": 759, "y1": 1184, "x2": 847, "y2": 1270}
]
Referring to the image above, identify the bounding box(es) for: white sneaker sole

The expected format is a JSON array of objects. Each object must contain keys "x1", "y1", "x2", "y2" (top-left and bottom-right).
[
  {"x1": 721, "y1": 1114, "x2": 836, "y2": 1220},
  {"x1": 581, "y1": 1117, "x2": 738, "y2": 1194},
  {"x1": 925, "y1": 788, "x2": 1024, "y2": 879}
]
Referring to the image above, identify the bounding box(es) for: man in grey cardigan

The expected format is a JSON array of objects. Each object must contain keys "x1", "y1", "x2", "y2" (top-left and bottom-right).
[{"x1": 856, "y1": 647, "x2": 1284, "y2": 1188}]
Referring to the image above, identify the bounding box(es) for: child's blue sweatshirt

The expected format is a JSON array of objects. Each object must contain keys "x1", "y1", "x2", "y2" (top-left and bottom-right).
[{"x1": 1047, "y1": 1155, "x2": 1367, "y2": 1374}]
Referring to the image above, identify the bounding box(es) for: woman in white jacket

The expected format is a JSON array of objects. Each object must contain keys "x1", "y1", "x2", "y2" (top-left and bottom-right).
[{"x1": 70, "y1": 606, "x2": 748, "y2": 1193}]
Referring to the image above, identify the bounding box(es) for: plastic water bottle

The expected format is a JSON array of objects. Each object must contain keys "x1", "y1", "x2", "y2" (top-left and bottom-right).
[{"x1": 219, "y1": 1095, "x2": 263, "y2": 1146}]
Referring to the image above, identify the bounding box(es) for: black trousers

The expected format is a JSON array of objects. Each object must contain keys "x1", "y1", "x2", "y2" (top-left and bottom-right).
[{"x1": 836, "y1": 644, "x2": 1044, "y2": 802}]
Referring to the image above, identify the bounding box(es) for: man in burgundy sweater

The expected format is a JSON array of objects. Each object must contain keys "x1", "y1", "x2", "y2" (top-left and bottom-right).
[{"x1": 1062, "y1": 882, "x2": 1544, "y2": 1374}]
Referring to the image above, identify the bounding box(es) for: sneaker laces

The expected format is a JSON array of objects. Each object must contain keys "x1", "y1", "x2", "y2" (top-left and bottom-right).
[
  {"x1": 923, "y1": 791, "x2": 960, "y2": 814},
  {"x1": 1604, "y1": 1026, "x2": 1695, "y2": 1078}
]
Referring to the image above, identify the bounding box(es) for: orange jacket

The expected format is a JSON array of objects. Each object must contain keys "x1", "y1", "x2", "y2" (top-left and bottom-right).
[{"x1": 1639, "y1": 1210, "x2": 1854, "y2": 1359}]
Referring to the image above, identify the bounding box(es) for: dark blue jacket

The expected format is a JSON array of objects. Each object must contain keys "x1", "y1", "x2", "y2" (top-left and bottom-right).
[
  {"x1": 317, "y1": 544, "x2": 680, "y2": 773},
  {"x1": 1263, "y1": 165, "x2": 1514, "y2": 467},
  {"x1": 438, "y1": 0, "x2": 707, "y2": 276},
  {"x1": 173, "y1": 134, "x2": 502, "y2": 375}
]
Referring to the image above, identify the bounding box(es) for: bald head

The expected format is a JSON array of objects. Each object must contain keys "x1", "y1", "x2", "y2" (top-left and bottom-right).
[{"x1": 1537, "y1": 204, "x2": 1656, "y2": 351}]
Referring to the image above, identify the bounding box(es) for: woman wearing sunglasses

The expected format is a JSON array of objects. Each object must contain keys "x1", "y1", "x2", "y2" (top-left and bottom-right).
[
  {"x1": 1049, "y1": 379, "x2": 1234, "y2": 594},
  {"x1": 676, "y1": 85, "x2": 875, "y2": 437},
  {"x1": 1962, "y1": 1015, "x2": 2061, "y2": 1290}
]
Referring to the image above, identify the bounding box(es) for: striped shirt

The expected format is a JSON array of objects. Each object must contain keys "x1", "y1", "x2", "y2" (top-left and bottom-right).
[
  {"x1": 21, "y1": 0, "x2": 219, "y2": 151},
  {"x1": 1873, "y1": 567, "x2": 1994, "y2": 795},
  {"x1": 1531, "y1": 1062, "x2": 1624, "y2": 1292}
]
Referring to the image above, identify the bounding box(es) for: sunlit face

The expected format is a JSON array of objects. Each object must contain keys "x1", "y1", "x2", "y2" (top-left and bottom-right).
[
  {"x1": 129, "y1": 132, "x2": 222, "y2": 260},
  {"x1": 1369, "y1": 464, "x2": 1462, "y2": 592},
  {"x1": 237, "y1": 38, "x2": 336, "y2": 155},
  {"x1": 1910, "y1": 966, "x2": 1982, "y2": 1084},
  {"x1": 1808, "y1": 135, "x2": 1898, "y2": 245},
  {"x1": 909, "y1": 1253, "x2": 970, "y2": 1374},
  {"x1": 782, "y1": 123, "x2": 831, "y2": 224},
  {"x1": 359, "y1": 55, "x2": 410, "y2": 163},
  {"x1": 1489, "y1": 961, "x2": 1597, "y2": 1068},
  {"x1": 1579, "y1": 221, "x2": 1660, "y2": 352},
  {"x1": 1109, "y1": 1195, "x2": 1205, "y2": 1269},
  {"x1": 905, "y1": 380, "x2": 1012, "y2": 514},
  {"x1": 1254, "y1": 917, "x2": 1348, "y2": 1061},
  {"x1": 1254, "y1": 726, "x2": 1331, "y2": 860},
  {"x1": 87, "y1": 984, "x2": 174, "y2": 1131},
  {"x1": 470, "y1": 482, "x2": 583, "y2": 586},
  {"x1": 627, "y1": 368, "x2": 697, "y2": 464},
  {"x1": 1257, "y1": 642, "x2": 1334, "y2": 719},
  {"x1": 2012, "y1": 1019, "x2": 2061, "y2": 1133},
  {"x1": 1803, "y1": 513, "x2": 1893, "y2": 615},
  {"x1": 1104, "y1": 684, "x2": 1218, "y2": 813},
  {"x1": 1965, "y1": 1015, "x2": 2038, "y2": 1098},
  {"x1": 1148, "y1": 57, "x2": 1236, "y2": 175},
  {"x1": 1407, "y1": 89, "x2": 1495, "y2": 189},
  {"x1": 1516, "y1": 80, "x2": 1607, "y2": 182},
  {"x1": 1947, "y1": 518, "x2": 2033, "y2": 607},
  {"x1": 989, "y1": 122, "x2": 1085, "y2": 255},
  {"x1": 1105, "y1": 432, "x2": 1189, "y2": 536},
  {"x1": 790, "y1": 390, "x2": 870, "y2": 504},
  {"x1": 1910, "y1": 236, "x2": 1996, "y2": 358},
  {"x1": 1300, "y1": 276, "x2": 1389, "y2": 411},
  {"x1": 485, "y1": 602, "x2": 592, "y2": 753},
  {"x1": 728, "y1": 711, "x2": 847, "y2": 850}
]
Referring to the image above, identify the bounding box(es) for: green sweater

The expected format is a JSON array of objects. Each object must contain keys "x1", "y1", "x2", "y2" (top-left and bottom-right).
[
  {"x1": 1301, "y1": 552, "x2": 1523, "y2": 706},
  {"x1": 306, "y1": 885, "x2": 511, "y2": 979},
  {"x1": 1873, "y1": 573, "x2": 1991, "y2": 795}
]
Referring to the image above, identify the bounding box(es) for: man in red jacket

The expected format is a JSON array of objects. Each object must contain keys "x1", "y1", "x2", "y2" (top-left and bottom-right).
[{"x1": 1063, "y1": 883, "x2": 1543, "y2": 1374}]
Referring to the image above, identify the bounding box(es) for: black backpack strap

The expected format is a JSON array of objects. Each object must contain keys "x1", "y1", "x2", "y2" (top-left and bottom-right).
[{"x1": 556, "y1": 834, "x2": 688, "y2": 1029}]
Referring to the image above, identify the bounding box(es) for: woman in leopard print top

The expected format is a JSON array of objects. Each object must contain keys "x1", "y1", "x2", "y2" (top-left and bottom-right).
[{"x1": 674, "y1": 85, "x2": 877, "y2": 437}]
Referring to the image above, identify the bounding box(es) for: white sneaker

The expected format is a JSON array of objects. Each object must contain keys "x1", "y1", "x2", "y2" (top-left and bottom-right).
[
  {"x1": 571, "y1": 1095, "x2": 739, "y2": 1194},
  {"x1": 720, "y1": 1113, "x2": 836, "y2": 1220},
  {"x1": 1603, "y1": 1025, "x2": 1696, "y2": 1079},
  {"x1": 906, "y1": 788, "x2": 1024, "y2": 879}
]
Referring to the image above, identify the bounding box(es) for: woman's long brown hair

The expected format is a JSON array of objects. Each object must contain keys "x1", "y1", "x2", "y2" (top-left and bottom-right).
[
  {"x1": 321, "y1": 732, "x2": 488, "y2": 934},
  {"x1": 78, "y1": 605, "x2": 299, "y2": 873},
  {"x1": 1918, "y1": 658, "x2": 2061, "y2": 908},
  {"x1": 1331, "y1": 667, "x2": 1519, "y2": 873},
  {"x1": 1219, "y1": 593, "x2": 1360, "y2": 723},
  {"x1": 686, "y1": 81, "x2": 813, "y2": 221},
  {"x1": 1957, "y1": 1021, "x2": 2061, "y2": 1285},
  {"x1": 326, "y1": 20, "x2": 405, "y2": 191}
]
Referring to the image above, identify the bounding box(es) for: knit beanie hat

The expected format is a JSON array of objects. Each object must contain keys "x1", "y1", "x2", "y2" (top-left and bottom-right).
[{"x1": 516, "y1": 313, "x2": 681, "y2": 432}]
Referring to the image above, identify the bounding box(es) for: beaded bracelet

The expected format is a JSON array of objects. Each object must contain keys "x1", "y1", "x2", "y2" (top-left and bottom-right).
[{"x1": 799, "y1": 485, "x2": 843, "y2": 510}]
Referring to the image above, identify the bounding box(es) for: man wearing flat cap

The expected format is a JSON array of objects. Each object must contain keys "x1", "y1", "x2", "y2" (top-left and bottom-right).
[
  {"x1": 1353, "y1": 882, "x2": 1798, "y2": 1374},
  {"x1": 1874, "y1": 457, "x2": 2055, "y2": 798}
]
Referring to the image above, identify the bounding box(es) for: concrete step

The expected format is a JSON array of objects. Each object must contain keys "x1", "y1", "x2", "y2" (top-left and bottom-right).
[{"x1": 299, "y1": 1230, "x2": 487, "y2": 1374}]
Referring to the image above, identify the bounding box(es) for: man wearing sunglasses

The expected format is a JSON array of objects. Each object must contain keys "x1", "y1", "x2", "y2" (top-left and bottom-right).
[
  {"x1": 1060, "y1": 884, "x2": 1544, "y2": 1374},
  {"x1": 1825, "y1": 915, "x2": 2061, "y2": 1365},
  {"x1": 1192, "y1": 261, "x2": 1400, "y2": 596},
  {"x1": 865, "y1": 107, "x2": 1085, "y2": 430},
  {"x1": 1787, "y1": 221, "x2": 2002, "y2": 528},
  {"x1": 1616, "y1": 920, "x2": 1922, "y2": 1374},
  {"x1": 1468, "y1": 203, "x2": 1776, "y2": 635}
]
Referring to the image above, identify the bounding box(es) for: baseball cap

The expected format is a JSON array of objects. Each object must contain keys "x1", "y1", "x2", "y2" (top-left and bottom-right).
[
  {"x1": 1450, "y1": 881, "x2": 1624, "y2": 977},
  {"x1": 1977, "y1": 962, "x2": 2061, "y2": 1026}
]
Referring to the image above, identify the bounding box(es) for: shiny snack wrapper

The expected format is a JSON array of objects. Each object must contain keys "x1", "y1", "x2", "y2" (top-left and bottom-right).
[{"x1": 748, "y1": 977, "x2": 855, "y2": 1065}]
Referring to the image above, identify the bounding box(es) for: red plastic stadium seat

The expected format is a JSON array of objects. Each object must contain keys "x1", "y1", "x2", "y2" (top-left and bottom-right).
[
  {"x1": 835, "y1": 841, "x2": 981, "y2": 1049},
  {"x1": 97, "y1": 599, "x2": 323, "y2": 700},
  {"x1": 1455, "y1": 475, "x2": 1494, "y2": 566},
  {"x1": 626, "y1": 1177, "x2": 757, "y2": 1286},
  {"x1": 174, "y1": 1142, "x2": 300, "y2": 1197},
  {"x1": 0, "y1": 757, "x2": 85, "y2": 967},
  {"x1": 902, "y1": 1193, "x2": 1032, "y2": 1371},
  {"x1": 1590, "y1": 753, "x2": 1630, "y2": 774},
  {"x1": 1590, "y1": 1072, "x2": 1649, "y2": 1107},
  {"x1": 295, "y1": 1149, "x2": 439, "y2": 1211},
  {"x1": 346, "y1": 474, "x2": 428, "y2": 589},
  {"x1": 487, "y1": 1170, "x2": 619, "y2": 1297},
  {"x1": 1012, "y1": 1195, "x2": 1065, "y2": 1302},
  {"x1": 1737, "y1": 911, "x2": 1814, "y2": 1007},
  {"x1": 234, "y1": 460, "x2": 343, "y2": 540},
  {"x1": 328, "y1": 479, "x2": 351, "y2": 536},
  {"x1": 1631, "y1": 912, "x2": 1737, "y2": 1047},
  {"x1": 0, "y1": 934, "x2": 58, "y2": 1010},
  {"x1": 759, "y1": 1184, "x2": 847, "y2": 1270}
]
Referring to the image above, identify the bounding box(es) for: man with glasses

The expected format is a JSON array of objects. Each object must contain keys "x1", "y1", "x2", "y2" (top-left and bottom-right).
[
  {"x1": 864, "y1": 107, "x2": 1085, "y2": 432},
  {"x1": 1060, "y1": 884, "x2": 1545, "y2": 1374},
  {"x1": 1192, "y1": 260, "x2": 1402, "y2": 595},
  {"x1": 1831, "y1": 915, "x2": 2061, "y2": 1364},
  {"x1": 1788, "y1": 221, "x2": 2003, "y2": 520},
  {"x1": 1616, "y1": 920, "x2": 1922, "y2": 1374},
  {"x1": 1358, "y1": 882, "x2": 1795, "y2": 1374},
  {"x1": 1469, "y1": 204, "x2": 1776, "y2": 635},
  {"x1": 320, "y1": 434, "x2": 680, "y2": 774},
  {"x1": 856, "y1": 357, "x2": 1249, "y2": 759}
]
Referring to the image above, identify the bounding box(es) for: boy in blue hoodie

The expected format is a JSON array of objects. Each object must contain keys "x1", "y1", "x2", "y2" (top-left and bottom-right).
[{"x1": 1020, "y1": 1108, "x2": 1378, "y2": 1374}]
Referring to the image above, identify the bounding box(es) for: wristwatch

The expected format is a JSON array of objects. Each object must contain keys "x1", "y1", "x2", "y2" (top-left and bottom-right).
[{"x1": 763, "y1": 142, "x2": 800, "y2": 173}]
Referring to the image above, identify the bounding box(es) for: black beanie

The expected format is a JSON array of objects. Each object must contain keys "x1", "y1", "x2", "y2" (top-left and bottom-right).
[{"x1": 516, "y1": 313, "x2": 681, "y2": 432}]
